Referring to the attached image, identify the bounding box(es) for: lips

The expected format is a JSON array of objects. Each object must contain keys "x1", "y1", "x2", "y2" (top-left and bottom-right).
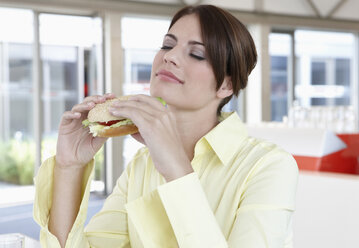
[{"x1": 156, "y1": 70, "x2": 184, "y2": 84}]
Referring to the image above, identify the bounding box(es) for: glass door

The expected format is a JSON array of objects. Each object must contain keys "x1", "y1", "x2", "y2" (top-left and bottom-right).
[
  {"x1": 39, "y1": 13, "x2": 104, "y2": 192},
  {"x1": 0, "y1": 8, "x2": 35, "y2": 191}
]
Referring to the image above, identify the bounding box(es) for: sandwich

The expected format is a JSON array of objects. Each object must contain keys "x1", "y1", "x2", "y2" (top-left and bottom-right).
[{"x1": 82, "y1": 95, "x2": 138, "y2": 137}]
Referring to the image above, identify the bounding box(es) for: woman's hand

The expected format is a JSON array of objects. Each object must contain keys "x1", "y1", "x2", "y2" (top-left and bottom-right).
[
  {"x1": 55, "y1": 93, "x2": 115, "y2": 169},
  {"x1": 109, "y1": 95, "x2": 194, "y2": 181}
]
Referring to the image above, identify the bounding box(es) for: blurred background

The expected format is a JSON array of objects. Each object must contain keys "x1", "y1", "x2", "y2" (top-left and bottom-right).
[{"x1": 0, "y1": 0, "x2": 358, "y2": 247}]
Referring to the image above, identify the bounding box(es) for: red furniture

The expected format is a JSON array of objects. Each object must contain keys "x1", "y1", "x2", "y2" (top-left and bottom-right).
[{"x1": 247, "y1": 125, "x2": 359, "y2": 175}]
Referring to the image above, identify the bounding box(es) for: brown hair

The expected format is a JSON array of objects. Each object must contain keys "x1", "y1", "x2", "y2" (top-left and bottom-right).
[{"x1": 169, "y1": 5, "x2": 257, "y2": 115}]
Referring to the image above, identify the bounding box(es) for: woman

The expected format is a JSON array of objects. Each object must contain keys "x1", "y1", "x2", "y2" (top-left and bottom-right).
[{"x1": 34, "y1": 5, "x2": 298, "y2": 248}]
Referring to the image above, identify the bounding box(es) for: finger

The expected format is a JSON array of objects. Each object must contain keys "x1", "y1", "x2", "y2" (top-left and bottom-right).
[
  {"x1": 110, "y1": 104, "x2": 176, "y2": 144},
  {"x1": 83, "y1": 93, "x2": 115, "y2": 104},
  {"x1": 74, "y1": 93, "x2": 116, "y2": 113},
  {"x1": 129, "y1": 94, "x2": 167, "y2": 110},
  {"x1": 104, "y1": 92, "x2": 115, "y2": 98},
  {"x1": 91, "y1": 136, "x2": 108, "y2": 152},
  {"x1": 109, "y1": 104, "x2": 154, "y2": 129},
  {"x1": 83, "y1": 95, "x2": 104, "y2": 103},
  {"x1": 131, "y1": 133, "x2": 146, "y2": 145},
  {"x1": 103, "y1": 93, "x2": 116, "y2": 101},
  {"x1": 111, "y1": 98, "x2": 161, "y2": 117},
  {"x1": 71, "y1": 101, "x2": 95, "y2": 113},
  {"x1": 61, "y1": 111, "x2": 81, "y2": 125}
]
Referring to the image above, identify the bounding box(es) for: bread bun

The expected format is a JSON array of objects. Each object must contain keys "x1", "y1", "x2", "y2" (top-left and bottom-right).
[
  {"x1": 86, "y1": 95, "x2": 138, "y2": 137},
  {"x1": 95, "y1": 123, "x2": 138, "y2": 137},
  {"x1": 88, "y1": 96, "x2": 131, "y2": 123}
]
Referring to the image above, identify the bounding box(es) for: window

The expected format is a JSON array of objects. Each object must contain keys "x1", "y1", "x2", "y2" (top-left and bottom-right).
[
  {"x1": 335, "y1": 58, "x2": 350, "y2": 105},
  {"x1": 0, "y1": 8, "x2": 34, "y2": 186},
  {"x1": 39, "y1": 13, "x2": 104, "y2": 191},
  {"x1": 269, "y1": 33, "x2": 292, "y2": 121},
  {"x1": 0, "y1": 9, "x2": 104, "y2": 196},
  {"x1": 8, "y1": 43, "x2": 34, "y2": 139},
  {"x1": 131, "y1": 63, "x2": 152, "y2": 83},
  {"x1": 294, "y1": 30, "x2": 355, "y2": 107}
]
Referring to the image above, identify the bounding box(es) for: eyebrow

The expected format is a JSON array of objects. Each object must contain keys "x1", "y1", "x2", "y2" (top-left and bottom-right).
[{"x1": 165, "y1": 33, "x2": 205, "y2": 46}]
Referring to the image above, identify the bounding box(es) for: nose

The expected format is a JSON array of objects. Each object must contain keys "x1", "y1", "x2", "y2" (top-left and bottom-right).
[{"x1": 163, "y1": 47, "x2": 180, "y2": 66}]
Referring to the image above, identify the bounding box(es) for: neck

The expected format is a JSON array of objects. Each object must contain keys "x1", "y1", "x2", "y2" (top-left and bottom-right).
[{"x1": 169, "y1": 107, "x2": 219, "y2": 161}]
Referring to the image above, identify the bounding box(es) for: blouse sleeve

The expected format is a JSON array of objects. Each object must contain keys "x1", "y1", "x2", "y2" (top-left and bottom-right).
[
  {"x1": 33, "y1": 156, "x2": 131, "y2": 248},
  {"x1": 125, "y1": 148, "x2": 297, "y2": 248},
  {"x1": 125, "y1": 172, "x2": 228, "y2": 247},
  {"x1": 227, "y1": 150, "x2": 299, "y2": 248}
]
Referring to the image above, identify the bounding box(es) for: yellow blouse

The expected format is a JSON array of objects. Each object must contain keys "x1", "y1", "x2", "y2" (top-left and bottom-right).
[{"x1": 33, "y1": 112, "x2": 298, "y2": 248}]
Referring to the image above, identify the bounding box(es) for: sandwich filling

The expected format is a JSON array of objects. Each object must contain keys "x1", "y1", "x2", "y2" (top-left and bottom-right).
[
  {"x1": 82, "y1": 119, "x2": 133, "y2": 137},
  {"x1": 82, "y1": 96, "x2": 166, "y2": 137}
]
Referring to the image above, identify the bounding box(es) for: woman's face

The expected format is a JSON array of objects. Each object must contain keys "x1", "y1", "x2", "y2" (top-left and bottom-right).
[{"x1": 150, "y1": 14, "x2": 222, "y2": 113}]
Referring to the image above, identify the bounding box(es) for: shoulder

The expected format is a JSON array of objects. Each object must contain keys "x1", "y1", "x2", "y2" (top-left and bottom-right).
[
  {"x1": 239, "y1": 137, "x2": 299, "y2": 208},
  {"x1": 239, "y1": 136, "x2": 298, "y2": 183}
]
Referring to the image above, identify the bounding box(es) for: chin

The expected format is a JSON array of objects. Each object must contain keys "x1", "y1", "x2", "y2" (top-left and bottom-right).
[
  {"x1": 150, "y1": 82, "x2": 185, "y2": 108},
  {"x1": 150, "y1": 83, "x2": 166, "y2": 100}
]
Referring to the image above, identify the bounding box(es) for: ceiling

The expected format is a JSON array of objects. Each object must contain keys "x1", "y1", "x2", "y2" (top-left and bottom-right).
[
  {"x1": 0, "y1": 0, "x2": 359, "y2": 24},
  {"x1": 125, "y1": 0, "x2": 359, "y2": 21}
]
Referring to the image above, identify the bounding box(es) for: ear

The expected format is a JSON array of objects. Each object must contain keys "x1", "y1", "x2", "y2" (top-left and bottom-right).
[{"x1": 217, "y1": 76, "x2": 233, "y2": 99}]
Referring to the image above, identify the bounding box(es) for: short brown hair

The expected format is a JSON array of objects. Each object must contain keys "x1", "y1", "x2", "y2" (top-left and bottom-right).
[{"x1": 170, "y1": 5, "x2": 257, "y2": 115}]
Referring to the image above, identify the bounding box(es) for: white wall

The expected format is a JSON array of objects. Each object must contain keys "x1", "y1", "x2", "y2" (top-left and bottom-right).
[{"x1": 293, "y1": 171, "x2": 359, "y2": 248}]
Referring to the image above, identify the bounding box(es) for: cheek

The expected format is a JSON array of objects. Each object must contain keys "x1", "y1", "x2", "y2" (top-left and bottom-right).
[
  {"x1": 151, "y1": 52, "x2": 162, "y2": 75},
  {"x1": 150, "y1": 52, "x2": 162, "y2": 87},
  {"x1": 189, "y1": 65, "x2": 217, "y2": 92}
]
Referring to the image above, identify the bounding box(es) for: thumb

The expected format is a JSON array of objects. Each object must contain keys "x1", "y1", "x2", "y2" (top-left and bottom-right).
[
  {"x1": 131, "y1": 133, "x2": 146, "y2": 146},
  {"x1": 92, "y1": 136, "x2": 108, "y2": 152}
]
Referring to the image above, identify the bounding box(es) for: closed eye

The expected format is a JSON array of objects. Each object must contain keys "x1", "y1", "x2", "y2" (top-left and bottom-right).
[
  {"x1": 161, "y1": 45, "x2": 172, "y2": 50},
  {"x1": 160, "y1": 44, "x2": 206, "y2": 61},
  {"x1": 190, "y1": 54, "x2": 206, "y2": 61}
]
